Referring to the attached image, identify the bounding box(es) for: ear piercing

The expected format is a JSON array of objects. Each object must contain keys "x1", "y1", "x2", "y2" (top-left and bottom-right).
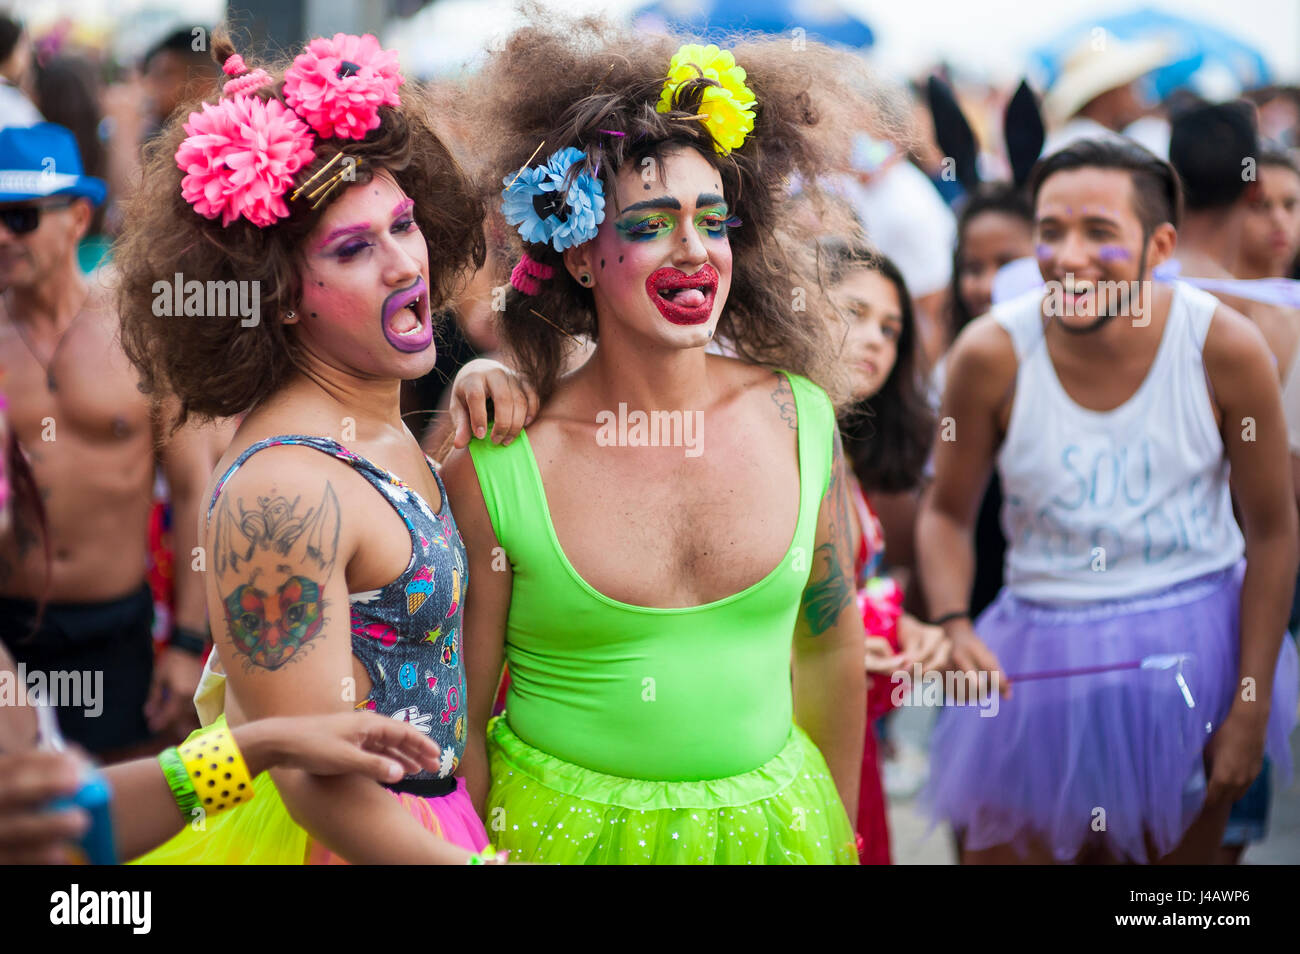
[{"x1": 579, "y1": 273, "x2": 593, "y2": 287}]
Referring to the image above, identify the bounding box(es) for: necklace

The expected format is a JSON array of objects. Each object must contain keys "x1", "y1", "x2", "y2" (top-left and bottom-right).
[{"x1": 2, "y1": 289, "x2": 90, "y2": 393}]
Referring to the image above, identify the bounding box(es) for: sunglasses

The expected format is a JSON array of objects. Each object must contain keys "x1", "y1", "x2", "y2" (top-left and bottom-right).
[{"x1": 0, "y1": 198, "x2": 76, "y2": 236}]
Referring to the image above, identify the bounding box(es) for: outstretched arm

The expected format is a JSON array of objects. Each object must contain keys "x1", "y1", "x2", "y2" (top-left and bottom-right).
[
  {"x1": 792, "y1": 429, "x2": 867, "y2": 821},
  {"x1": 111, "y1": 712, "x2": 442, "y2": 862}
]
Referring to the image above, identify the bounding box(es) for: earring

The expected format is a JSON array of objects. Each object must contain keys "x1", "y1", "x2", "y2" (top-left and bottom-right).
[
  {"x1": 579, "y1": 273, "x2": 593, "y2": 287},
  {"x1": 285, "y1": 310, "x2": 297, "y2": 320}
]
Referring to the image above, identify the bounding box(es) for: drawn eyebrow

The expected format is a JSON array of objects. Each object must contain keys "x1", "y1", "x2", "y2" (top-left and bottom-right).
[
  {"x1": 392, "y1": 198, "x2": 414, "y2": 218},
  {"x1": 696, "y1": 193, "x2": 726, "y2": 208},
  {"x1": 618, "y1": 196, "x2": 682, "y2": 215},
  {"x1": 316, "y1": 222, "x2": 371, "y2": 251}
]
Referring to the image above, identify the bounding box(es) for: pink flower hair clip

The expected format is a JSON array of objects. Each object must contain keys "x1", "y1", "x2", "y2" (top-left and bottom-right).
[
  {"x1": 510, "y1": 251, "x2": 555, "y2": 296},
  {"x1": 221, "y1": 53, "x2": 272, "y2": 98},
  {"x1": 174, "y1": 95, "x2": 316, "y2": 227},
  {"x1": 282, "y1": 33, "x2": 403, "y2": 140}
]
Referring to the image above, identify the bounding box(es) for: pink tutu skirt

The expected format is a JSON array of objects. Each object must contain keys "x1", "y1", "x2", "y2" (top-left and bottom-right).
[
  {"x1": 309, "y1": 779, "x2": 489, "y2": 864},
  {"x1": 134, "y1": 718, "x2": 488, "y2": 865}
]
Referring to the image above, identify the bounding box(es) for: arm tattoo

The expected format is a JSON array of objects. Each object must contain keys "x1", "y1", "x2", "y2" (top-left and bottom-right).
[
  {"x1": 770, "y1": 376, "x2": 798, "y2": 431},
  {"x1": 212, "y1": 485, "x2": 341, "y2": 671},
  {"x1": 800, "y1": 429, "x2": 854, "y2": 636}
]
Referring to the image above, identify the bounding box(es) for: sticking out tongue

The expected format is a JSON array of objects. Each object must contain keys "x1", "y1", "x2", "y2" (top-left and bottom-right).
[
  {"x1": 663, "y1": 288, "x2": 706, "y2": 308},
  {"x1": 390, "y1": 304, "x2": 420, "y2": 335}
]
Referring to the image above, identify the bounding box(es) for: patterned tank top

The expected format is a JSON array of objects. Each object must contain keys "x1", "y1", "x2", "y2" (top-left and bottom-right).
[{"x1": 208, "y1": 435, "x2": 469, "y2": 784}]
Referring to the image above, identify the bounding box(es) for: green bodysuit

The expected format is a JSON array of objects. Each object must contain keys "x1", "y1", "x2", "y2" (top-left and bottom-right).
[
  {"x1": 469, "y1": 370, "x2": 834, "y2": 780},
  {"x1": 469, "y1": 369, "x2": 857, "y2": 863}
]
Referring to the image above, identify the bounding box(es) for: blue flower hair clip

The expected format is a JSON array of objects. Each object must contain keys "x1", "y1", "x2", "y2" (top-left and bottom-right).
[{"x1": 502, "y1": 146, "x2": 605, "y2": 252}]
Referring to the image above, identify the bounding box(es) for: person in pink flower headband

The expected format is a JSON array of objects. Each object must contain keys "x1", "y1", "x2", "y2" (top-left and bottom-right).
[{"x1": 115, "y1": 28, "x2": 528, "y2": 865}]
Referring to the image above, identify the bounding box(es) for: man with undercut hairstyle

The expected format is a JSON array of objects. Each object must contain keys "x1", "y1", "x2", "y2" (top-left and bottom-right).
[
  {"x1": 918, "y1": 137, "x2": 1299, "y2": 865},
  {"x1": 0, "y1": 123, "x2": 216, "y2": 758}
]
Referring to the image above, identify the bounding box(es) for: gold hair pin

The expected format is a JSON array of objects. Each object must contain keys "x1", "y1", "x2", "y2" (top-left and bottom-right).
[
  {"x1": 505, "y1": 140, "x2": 548, "y2": 193},
  {"x1": 296, "y1": 157, "x2": 366, "y2": 210},
  {"x1": 529, "y1": 307, "x2": 583, "y2": 345},
  {"x1": 290, "y1": 151, "x2": 346, "y2": 202}
]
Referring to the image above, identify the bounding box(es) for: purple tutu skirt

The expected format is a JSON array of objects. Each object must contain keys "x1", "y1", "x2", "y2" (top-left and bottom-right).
[{"x1": 922, "y1": 562, "x2": 1299, "y2": 863}]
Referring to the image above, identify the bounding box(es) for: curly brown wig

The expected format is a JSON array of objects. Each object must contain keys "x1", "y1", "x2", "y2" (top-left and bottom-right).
[
  {"x1": 114, "y1": 29, "x2": 486, "y2": 425},
  {"x1": 466, "y1": 15, "x2": 886, "y2": 405}
]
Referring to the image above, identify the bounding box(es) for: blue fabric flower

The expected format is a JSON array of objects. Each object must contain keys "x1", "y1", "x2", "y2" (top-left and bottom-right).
[{"x1": 501, "y1": 146, "x2": 605, "y2": 252}]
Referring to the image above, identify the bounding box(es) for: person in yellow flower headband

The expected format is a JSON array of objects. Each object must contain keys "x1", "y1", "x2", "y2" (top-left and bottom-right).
[{"x1": 441, "y1": 16, "x2": 881, "y2": 864}]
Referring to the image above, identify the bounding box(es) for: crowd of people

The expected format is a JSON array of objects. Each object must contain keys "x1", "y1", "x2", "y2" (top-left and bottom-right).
[{"x1": 0, "y1": 8, "x2": 1298, "y2": 865}]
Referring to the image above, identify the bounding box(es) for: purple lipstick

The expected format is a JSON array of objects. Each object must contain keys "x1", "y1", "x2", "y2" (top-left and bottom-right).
[{"x1": 382, "y1": 277, "x2": 432, "y2": 353}]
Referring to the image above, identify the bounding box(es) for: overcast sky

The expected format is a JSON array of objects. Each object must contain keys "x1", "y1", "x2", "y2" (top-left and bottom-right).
[{"x1": 14, "y1": 0, "x2": 1300, "y2": 83}]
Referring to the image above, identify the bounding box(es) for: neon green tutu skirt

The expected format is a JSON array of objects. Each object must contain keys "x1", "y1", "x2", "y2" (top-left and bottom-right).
[{"x1": 486, "y1": 715, "x2": 858, "y2": 864}]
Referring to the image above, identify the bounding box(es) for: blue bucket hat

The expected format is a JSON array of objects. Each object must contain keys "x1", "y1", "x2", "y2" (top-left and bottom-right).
[{"x1": 0, "y1": 122, "x2": 107, "y2": 206}]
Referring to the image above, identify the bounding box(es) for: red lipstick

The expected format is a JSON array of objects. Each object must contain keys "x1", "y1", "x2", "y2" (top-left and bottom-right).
[{"x1": 646, "y1": 264, "x2": 718, "y2": 325}]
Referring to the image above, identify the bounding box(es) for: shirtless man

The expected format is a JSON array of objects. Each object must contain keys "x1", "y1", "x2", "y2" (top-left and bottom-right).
[
  {"x1": 0, "y1": 123, "x2": 212, "y2": 758},
  {"x1": 919, "y1": 137, "x2": 1298, "y2": 864}
]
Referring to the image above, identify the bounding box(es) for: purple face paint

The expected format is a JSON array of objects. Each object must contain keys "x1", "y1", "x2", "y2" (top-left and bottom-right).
[
  {"x1": 1035, "y1": 244, "x2": 1053, "y2": 260},
  {"x1": 1098, "y1": 245, "x2": 1131, "y2": 262}
]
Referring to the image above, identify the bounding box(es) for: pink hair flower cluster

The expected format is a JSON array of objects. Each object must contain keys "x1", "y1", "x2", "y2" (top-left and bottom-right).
[
  {"x1": 282, "y1": 33, "x2": 403, "y2": 140},
  {"x1": 174, "y1": 95, "x2": 317, "y2": 227}
]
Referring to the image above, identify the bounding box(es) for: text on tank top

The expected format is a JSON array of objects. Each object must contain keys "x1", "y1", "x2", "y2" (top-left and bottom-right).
[{"x1": 993, "y1": 282, "x2": 1244, "y2": 602}]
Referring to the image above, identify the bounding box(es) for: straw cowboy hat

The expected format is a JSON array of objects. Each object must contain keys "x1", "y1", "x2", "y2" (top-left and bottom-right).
[{"x1": 1042, "y1": 31, "x2": 1173, "y2": 126}]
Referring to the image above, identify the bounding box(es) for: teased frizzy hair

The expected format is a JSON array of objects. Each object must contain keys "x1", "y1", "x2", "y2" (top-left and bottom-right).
[
  {"x1": 114, "y1": 25, "x2": 486, "y2": 426},
  {"x1": 463, "y1": 12, "x2": 890, "y2": 405}
]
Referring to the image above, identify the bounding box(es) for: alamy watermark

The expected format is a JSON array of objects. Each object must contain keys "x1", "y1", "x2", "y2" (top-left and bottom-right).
[
  {"x1": 890, "y1": 663, "x2": 1000, "y2": 718},
  {"x1": 1042, "y1": 275, "x2": 1153, "y2": 327},
  {"x1": 0, "y1": 664, "x2": 103, "y2": 717},
  {"x1": 151, "y1": 273, "x2": 261, "y2": 327},
  {"x1": 595, "y1": 403, "x2": 704, "y2": 458}
]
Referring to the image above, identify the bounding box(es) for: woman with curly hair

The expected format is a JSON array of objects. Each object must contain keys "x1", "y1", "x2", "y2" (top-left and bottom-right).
[
  {"x1": 441, "y1": 17, "x2": 874, "y2": 864},
  {"x1": 114, "y1": 29, "x2": 526, "y2": 864}
]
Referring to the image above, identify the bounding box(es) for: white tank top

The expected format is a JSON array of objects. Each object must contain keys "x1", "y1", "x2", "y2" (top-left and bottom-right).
[{"x1": 994, "y1": 282, "x2": 1244, "y2": 602}]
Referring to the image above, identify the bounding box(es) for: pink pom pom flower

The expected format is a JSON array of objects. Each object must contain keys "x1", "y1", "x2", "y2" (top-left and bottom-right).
[
  {"x1": 174, "y1": 95, "x2": 317, "y2": 228},
  {"x1": 282, "y1": 33, "x2": 403, "y2": 141}
]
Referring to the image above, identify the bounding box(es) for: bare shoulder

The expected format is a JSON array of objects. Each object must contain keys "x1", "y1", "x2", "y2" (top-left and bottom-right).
[
  {"x1": 205, "y1": 443, "x2": 358, "y2": 556},
  {"x1": 1203, "y1": 301, "x2": 1277, "y2": 394},
  {"x1": 945, "y1": 313, "x2": 1018, "y2": 403},
  {"x1": 1204, "y1": 301, "x2": 1273, "y2": 363},
  {"x1": 701, "y1": 355, "x2": 801, "y2": 428}
]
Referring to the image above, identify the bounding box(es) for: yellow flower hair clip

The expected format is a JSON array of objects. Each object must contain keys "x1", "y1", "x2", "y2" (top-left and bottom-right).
[{"x1": 656, "y1": 43, "x2": 757, "y2": 155}]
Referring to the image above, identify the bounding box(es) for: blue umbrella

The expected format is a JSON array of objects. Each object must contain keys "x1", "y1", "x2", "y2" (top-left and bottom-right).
[
  {"x1": 633, "y1": 0, "x2": 874, "y2": 50},
  {"x1": 1031, "y1": 7, "x2": 1271, "y2": 100}
]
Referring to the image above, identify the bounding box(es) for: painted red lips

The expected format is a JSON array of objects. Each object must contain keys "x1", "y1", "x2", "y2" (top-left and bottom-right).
[{"x1": 646, "y1": 264, "x2": 719, "y2": 325}]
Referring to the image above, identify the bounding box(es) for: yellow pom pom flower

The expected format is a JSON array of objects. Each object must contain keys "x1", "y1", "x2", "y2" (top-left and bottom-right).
[{"x1": 656, "y1": 43, "x2": 757, "y2": 155}]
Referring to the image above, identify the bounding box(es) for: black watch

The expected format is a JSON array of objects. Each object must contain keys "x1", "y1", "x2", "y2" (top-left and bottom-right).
[{"x1": 170, "y1": 625, "x2": 210, "y2": 656}]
